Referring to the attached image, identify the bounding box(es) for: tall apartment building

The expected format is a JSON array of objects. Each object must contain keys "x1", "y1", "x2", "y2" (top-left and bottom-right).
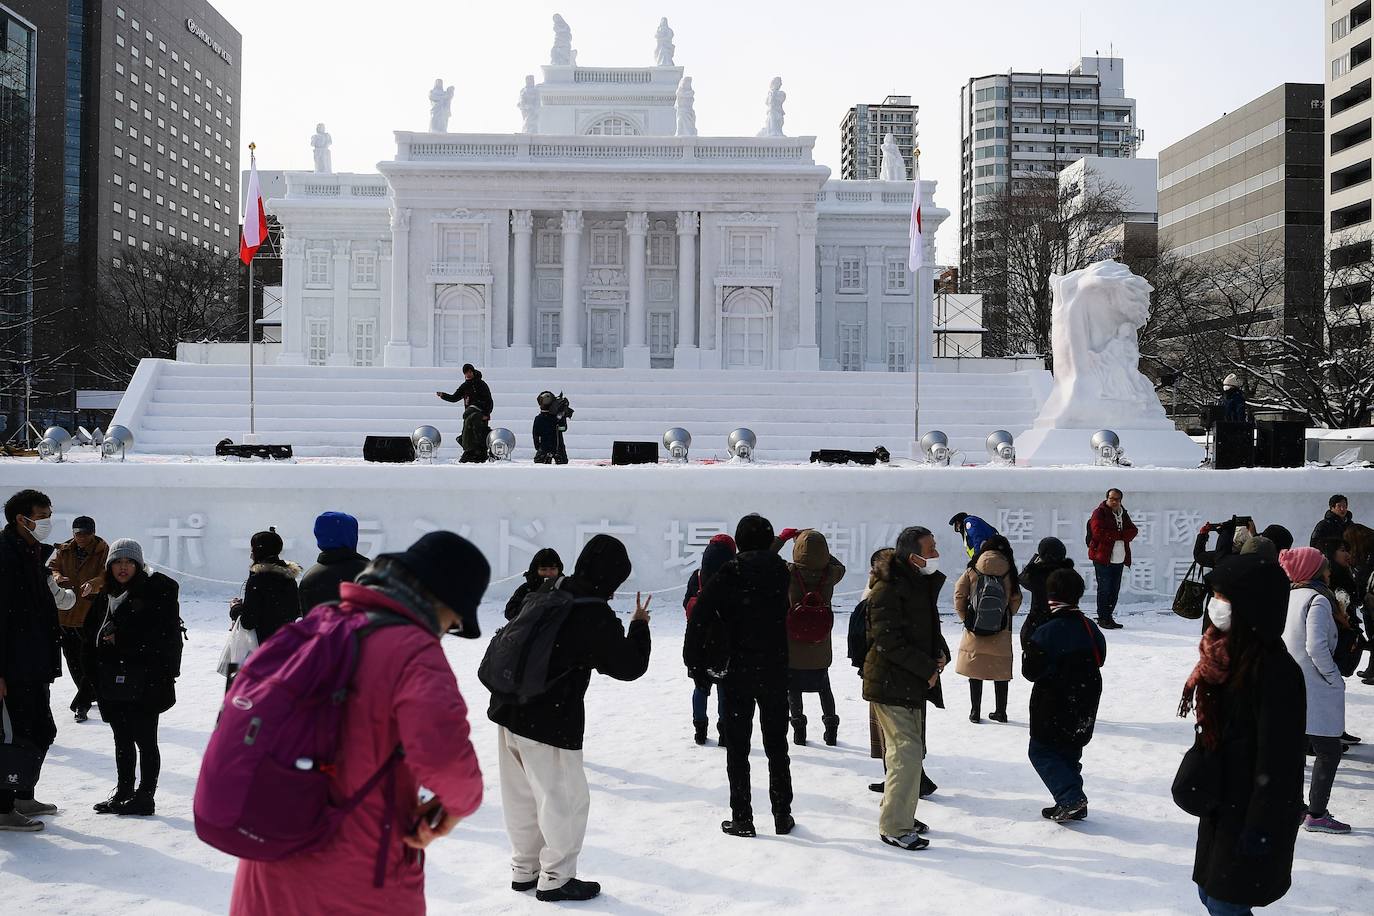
[
  {"x1": 959, "y1": 56, "x2": 1140, "y2": 296},
  {"x1": 1327, "y1": 0, "x2": 1374, "y2": 304},
  {"x1": 1158, "y1": 83, "x2": 1324, "y2": 326},
  {"x1": 2, "y1": 0, "x2": 240, "y2": 426},
  {"x1": 840, "y1": 95, "x2": 918, "y2": 180}
]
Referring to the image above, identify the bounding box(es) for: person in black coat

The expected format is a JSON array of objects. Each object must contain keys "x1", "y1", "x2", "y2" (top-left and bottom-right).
[
  {"x1": 226, "y1": 529, "x2": 301, "y2": 690},
  {"x1": 1182, "y1": 554, "x2": 1306, "y2": 912},
  {"x1": 298, "y1": 512, "x2": 370, "y2": 615},
  {"x1": 503, "y1": 547, "x2": 564, "y2": 620},
  {"x1": 532, "y1": 391, "x2": 572, "y2": 465},
  {"x1": 683, "y1": 534, "x2": 737, "y2": 745},
  {"x1": 1022, "y1": 568, "x2": 1107, "y2": 822},
  {"x1": 0, "y1": 489, "x2": 61, "y2": 832},
  {"x1": 91, "y1": 539, "x2": 181, "y2": 817},
  {"x1": 1219, "y1": 374, "x2": 1247, "y2": 423},
  {"x1": 1019, "y1": 537, "x2": 1075, "y2": 652},
  {"x1": 436, "y1": 364, "x2": 494, "y2": 463},
  {"x1": 1310, "y1": 495, "x2": 1353, "y2": 553},
  {"x1": 685, "y1": 513, "x2": 795, "y2": 838}
]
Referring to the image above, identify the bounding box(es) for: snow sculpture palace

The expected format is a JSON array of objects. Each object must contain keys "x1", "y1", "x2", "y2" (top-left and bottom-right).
[{"x1": 267, "y1": 15, "x2": 947, "y2": 372}]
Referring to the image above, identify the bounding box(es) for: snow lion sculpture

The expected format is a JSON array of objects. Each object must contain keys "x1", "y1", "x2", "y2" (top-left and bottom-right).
[{"x1": 1034, "y1": 259, "x2": 1170, "y2": 430}]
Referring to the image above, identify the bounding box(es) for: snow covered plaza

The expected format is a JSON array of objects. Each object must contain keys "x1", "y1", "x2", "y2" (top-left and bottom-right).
[{"x1": 2, "y1": 13, "x2": 1373, "y2": 916}]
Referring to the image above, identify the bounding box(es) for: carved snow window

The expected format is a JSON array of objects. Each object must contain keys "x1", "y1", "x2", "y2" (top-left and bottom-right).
[
  {"x1": 649, "y1": 312, "x2": 673, "y2": 357},
  {"x1": 306, "y1": 249, "x2": 330, "y2": 287},
  {"x1": 585, "y1": 115, "x2": 640, "y2": 136},
  {"x1": 886, "y1": 325, "x2": 909, "y2": 372},
  {"x1": 351, "y1": 318, "x2": 377, "y2": 366},
  {"x1": 307, "y1": 318, "x2": 329, "y2": 366},
  {"x1": 648, "y1": 232, "x2": 675, "y2": 266},
  {"x1": 886, "y1": 258, "x2": 908, "y2": 293},
  {"x1": 536, "y1": 230, "x2": 562, "y2": 265},
  {"x1": 590, "y1": 230, "x2": 623, "y2": 267},
  {"x1": 537, "y1": 310, "x2": 561, "y2": 357},
  {"x1": 728, "y1": 231, "x2": 765, "y2": 267},
  {"x1": 838, "y1": 257, "x2": 863, "y2": 291},
  {"x1": 352, "y1": 250, "x2": 377, "y2": 288},
  {"x1": 839, "y1": 324, "x2": 863, "y2": 371},
  {"x1": 443, "y1": 227, "x2": 482, "y2": 264}
]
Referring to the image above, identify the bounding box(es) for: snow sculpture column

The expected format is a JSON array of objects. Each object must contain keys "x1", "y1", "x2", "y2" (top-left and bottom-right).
[
  {"x1": 556, "y1": 209, "x2": 584, "y2": 368},
  {"x1": 383, "y1": 208, "x2": 411, "y2": 367},
  {"x1": 276, "y1": 238, "x2": 306, "y2": 365},
  {"x1": 509, "y1": 209, "x2": 534, "y2": 367},
  {"x1": 673, "y1": 210, "x2": 698, "y2": 370},
  {"x1": 624, "y1": 211, "x2": 651, "y2": 368},
  {"x1": 327, "y1": 240, "x2": 351, "y2": 366},
  {"x1": 794, "y1": 212, "x2": 820, "y2": 369},
  {"x1": 864, "y1": 245, "x2": 885, "y2": 371}
]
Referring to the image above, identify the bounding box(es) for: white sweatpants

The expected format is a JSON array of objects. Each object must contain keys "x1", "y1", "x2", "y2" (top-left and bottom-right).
[{"x1": 497, "y1": 726, "x2": 591, "y2": 891}]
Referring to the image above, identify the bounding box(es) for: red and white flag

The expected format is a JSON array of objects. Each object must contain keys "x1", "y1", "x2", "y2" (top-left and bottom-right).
[
  {"x1": 240, "y1": 148, "x2": 267, "y2": 265},
  {"x1": 907, "y1": 148, "x2": 923, "y2": 272}
]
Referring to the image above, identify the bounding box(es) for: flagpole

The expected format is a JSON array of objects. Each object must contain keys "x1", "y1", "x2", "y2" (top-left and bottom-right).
[
  {"x1": 911, "y1": 146, "x2": 923, "y2": 455},
  {"x1": 247, "y1": 142, "x2": 256, "y2": 440}
]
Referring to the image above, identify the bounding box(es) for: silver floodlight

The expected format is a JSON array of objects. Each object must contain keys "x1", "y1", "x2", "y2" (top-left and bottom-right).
[
  {"x1": 728, "y1": 428, "x2": 757, "y2": 462},
  {"x1": 101, "y1": 425, "x2": 134, "y2": 461},
  {"x1": 75, "y1": 426, "x2": 94, "y2": 446},
  {"x1": 487, "y1": 428, "x2": 516, "y2": 462},
  {"x1": 919, "y1": 430, "x2": 952, "y2": 467},
  {"x1": 1091, "y1": 429, "x2": 1124, "y2": 467},
  {"x1": 412, "y1": 425, "x2": 443, "y2": 463},
  {"x1": 38, "y1": 426, "x2": 73, "y2": 462},
  {"x1": 985, "y1": 429, "x2": 1016, "y2": 465},
  {"x1": 662, "y1": 427, "x2": 692, "y2": 463},
  {"x1": 91, "y1": 427, "x2": 105, "y2": 447}
]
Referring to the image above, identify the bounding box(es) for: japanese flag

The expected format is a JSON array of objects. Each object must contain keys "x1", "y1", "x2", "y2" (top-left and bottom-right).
[
  {"x1": 908, "y1": 149, "x2": 923, "y2": 273},
  {"x1": 239, "y1": 150, "x2": 267, "y2": 265}
]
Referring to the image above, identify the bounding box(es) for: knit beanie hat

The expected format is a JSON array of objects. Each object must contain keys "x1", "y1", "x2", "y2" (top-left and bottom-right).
[
  {"x1": 1238, "y1": 535, "x2": 1278, "y2": 563},
  {"x1": 1278, "y1": 546, "x2": 1326, "y2": 585},
  {"x1": 251, "y1": 527, "x2": 284, "y2": 563},
  {"x1": 1036, "y1": 537, "x2": 1067, "y2": 563},
  {"x1": 376, "y1": 531, "x2": 491, "y2": 638},
  {"x1": 734, "y1": 513, "x2": 775, "y2": 552},
  {"x1": 107, "y1": 538, "x2": 145, "y2": 568},
  {"x1": 1222, "y1": 373, "x2": 1241, "y2": 389},
  {"x1": 1261, "y1": 524, "x2": 1294, "y2": 552},
  {"x1": 314, "y1": 512, "x2": 359, "y2": 551}
]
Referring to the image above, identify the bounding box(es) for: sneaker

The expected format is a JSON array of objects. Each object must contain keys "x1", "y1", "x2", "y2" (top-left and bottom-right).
[
  {"x1": 1342, "y1": 731, "x2": 1361, "y2": 745},
  {"x1": 0, "y1": 810, "x2": 44, "y2": 831},
  {"x1": 1303, "y1": 813, "x2": 1352, "y2": 834},
  {"x1": 868, "y1": 781, "x2": 885, "y2": 794},
  {"x1": 774, "y1": 814, "x2": 795, "y2": 835},
  {"x1": 535, "y1": 878, "x2": 602, "y2": 902},
  {"x1": 110, "y1": 791, "x2": 155, "y2": 817},
  {"x1": 989, "y1": 710, "x2": 1009, "y2": 723},
  {"x1": 911, "y1": 818, "x2": 930, "y2": 835},
  {"x1": 720, "y1": 818, "x2": 756, "y2": 838},
  {"x1": 94, "y1": 790, "x2": 134, "y2": 814},
  {"x1": 511, "y1": 879, "x2": 537, "y2": 893},
  {"x1": 919, "y1": 773, "x2": 938, "y2": 798},
  {"x1": 74, "y1": 707, "x2": 89, "y2": 723},
  {"x1": 14, "y1": 799, "x2": 57, "y2": 817},
  {"x1": 1045, "y1": 801, "x2": 1088, "y2": 822},
  {"x1": 880, "y1": 831, "x2": 930, "y2": 851}
]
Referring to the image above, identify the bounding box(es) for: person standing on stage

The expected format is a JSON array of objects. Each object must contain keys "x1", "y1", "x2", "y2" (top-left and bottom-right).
[
  {"x1": 436, "y1": 363, "x2": 494, "y2": 463},
  {"x1": 532, "y1": 391, "x2": 572, "y2": 465}
]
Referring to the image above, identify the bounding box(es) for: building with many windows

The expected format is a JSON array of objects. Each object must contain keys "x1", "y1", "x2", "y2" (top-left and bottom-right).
[
  {"x1": 1327, "y1": 0, "x2": 1374, "y2": 300},
  {"x1": 840, "y1": 95, "x2": 918, "y2": 180}
]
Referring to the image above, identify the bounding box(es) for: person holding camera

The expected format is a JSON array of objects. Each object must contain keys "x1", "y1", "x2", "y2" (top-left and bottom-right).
[
  {"x1": 1194, "y1": 516, "x2": 1255, "y2": 572},
  {"x1": 532, "y1": 391, "x2": 572, "y2": 465}
]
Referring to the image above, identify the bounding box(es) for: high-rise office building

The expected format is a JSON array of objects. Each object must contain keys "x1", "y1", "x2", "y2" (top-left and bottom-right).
[
  {"x1": 959, "y1": 56, "x2": 1140, "y2": 297},
  {"x1": 1327, "y1": 1, "x2": 1374, "y2": 301},
  {"x1": 2, "y1": 0, "x2": 240, "y2": 426},
  {"x1": 840, "y1": 95, "x2": 918, "y2": 180}
]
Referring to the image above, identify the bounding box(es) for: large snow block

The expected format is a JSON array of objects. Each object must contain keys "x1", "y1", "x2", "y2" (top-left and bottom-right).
[{"x1": 1015, "y1": 427, "x2": 1204, "y2": 469}]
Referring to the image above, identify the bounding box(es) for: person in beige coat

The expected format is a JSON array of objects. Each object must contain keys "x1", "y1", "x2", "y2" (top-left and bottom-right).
[
  {"x1": 953, "y1": 535, "x2": 1021, "y2": 723},
  {"x1": 773, "y1": 528, "x2": 846, "y2": 746}
]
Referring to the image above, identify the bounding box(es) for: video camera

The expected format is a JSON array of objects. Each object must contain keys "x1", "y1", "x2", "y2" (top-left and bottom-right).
[
  {"x1": 1205, "y1": 515, "x2": 1253, "y2": 530},
  {"x1": 537, "y1": 390, "x2": 574, "y2": 429}
]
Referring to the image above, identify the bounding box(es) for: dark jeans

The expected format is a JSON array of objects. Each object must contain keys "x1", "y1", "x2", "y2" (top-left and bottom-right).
[
  {"x1": 61, "y1": 624, "x2": 98, "y2": 711},
  {"x1": 1196, "y1": 884, "x2": 1253, "y2": 916},
  {"x1": 105, "y1": 704, "x2": 161, "y2": 794},
  {"x1": 1094, "y1": 562, "x2": 1125, "y2": 621},
  {"x1": 691, "y1": 679, "x2": 724, "y2": 721},
  {"x1": 787, "y1": 669, "x2": 836, "y2": 722},
  {"x1": 723, "y1": 681, "x2": 792, "y2": 821},
  {"x1": 1308, "y1": 734, "x2": 1343, "y2": 816},
  {"x1": 1028, "y1": 737, "x2": 1085, "y2": 807},
  {"x1": 0, "y1": 681, "x2": 56, "y2": 812},
  {"x1": 969, "y1": 679, "x2": 1009, "y2": 715}
]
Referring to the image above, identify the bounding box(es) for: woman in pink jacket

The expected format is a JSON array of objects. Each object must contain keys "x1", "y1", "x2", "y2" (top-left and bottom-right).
[{"x1": 230, "y1": 532, "x2": 489, "y2": 916}]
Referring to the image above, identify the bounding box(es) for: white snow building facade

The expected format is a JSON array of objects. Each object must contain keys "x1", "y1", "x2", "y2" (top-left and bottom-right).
[{"x1": 270, "y1": 24, "x2": 947, "y2": 372}]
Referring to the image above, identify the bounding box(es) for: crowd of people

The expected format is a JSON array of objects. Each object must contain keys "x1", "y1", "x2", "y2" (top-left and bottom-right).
[{"x1": 0, "y1": 484, "x2": 1369, "y2": 915}]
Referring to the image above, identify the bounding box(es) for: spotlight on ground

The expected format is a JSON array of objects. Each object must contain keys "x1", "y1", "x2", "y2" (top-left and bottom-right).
[
  {"x1": 985, "y1": 430, "x2": 1016, "y2": 466},
  {"x1": 488, "y1": 428, "x2": 516, "y2": 462},
  {"x1": 728, "y1": 428, "x2": 756, "y2": 463},
  {"x1": 662, "y1": 427, "x2": 691, "y2": 463},
  {"x1": 101, "y1": 425, "x2": 134, "y2": 462},
  {"x1": 919, "y1": 430, "x2": 952, "y2": 467},
  {"x1": 38, "y1": 426, "x2": 73, "y2": 462},
  {"x1": 1091, "y1": 429, "x2": 1127, "y2": 467},
  {"x1": 412, "y1": 425, "x2": 442, "y2": 463}
]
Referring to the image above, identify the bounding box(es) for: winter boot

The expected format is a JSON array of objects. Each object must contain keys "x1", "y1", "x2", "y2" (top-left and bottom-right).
[
  {"x1": 791, "y1": 715, "x2": 807, "y2": 746},
  {"x1": 721, "y1": 818, "x2": 757, "y2": 838},
  {"x1": 14, "y1": 798, "x2": 57, "y2": 817},
  {"x1": 693, "y1": 718, "x2": 709, "y2": 746},
  {"x1": 717, "y1": 720, "x2": 727, "y2": 748},
  {"x1": 919, "y1": 773, "x2": 938, "y2": 798},
  {"x1": 536, "y1": 878, "x2": 602, "y2": 902},
  {"x1": 774, "y1": 813, "x2": 795, "y2": 835},
  {"x1": 822, "y1": 715, "x2": 840, "y2": 746},
  {"x1": 93, "y1": 786, "x2": 134, "y2": 814},
  {"x1": 111, "y1": 789, "x2": 155, "y2": 817},
  {"x1": 1044, "y1": 801, "x2": 1088, "y2": 823},
  {"x1": 0, "y1": 809, "x2": 43, "y2": 831}
]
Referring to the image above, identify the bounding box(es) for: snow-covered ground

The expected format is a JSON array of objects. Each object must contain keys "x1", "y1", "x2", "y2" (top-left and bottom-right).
[{"x1": 2, "y1": 594, "x2": 1371, "y2": 915}]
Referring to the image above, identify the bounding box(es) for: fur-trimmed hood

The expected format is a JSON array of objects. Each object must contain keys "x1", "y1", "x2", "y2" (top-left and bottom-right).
[{"x1": 250, "y1": 560, "x2": 303, "y2": 579}]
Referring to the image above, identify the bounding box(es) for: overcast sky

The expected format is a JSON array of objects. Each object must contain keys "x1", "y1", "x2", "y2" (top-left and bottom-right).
[{"x1": 217, "y1": 0, "x2": 1321, "y2": 263}]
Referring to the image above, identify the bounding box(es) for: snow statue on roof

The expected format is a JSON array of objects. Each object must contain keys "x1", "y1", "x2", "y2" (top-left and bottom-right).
[
  {"x1": 655, "y1": 18, "x2": 675, "y2": 67},
  {"x1": 519, "y1": 75, "x2": 539, "y2": 133},
  {"x1": 757, "y1": 77, "x2": 785, "y2": 138},
  {"x1": 879, "y1": 132, "x2": 905, "y2": 180},
  {"x1": 675, "y1": 77, "x2": 697, "y2": 137},
  {"x1": 429, "y1": 79, "x2": 455, "y2": 133},
  {"x1": 551, "y1": 14, "x2": 573, "y2": 65},
  {"x1": 311, "y1": 123, "x2": 332, "y2": 174}
]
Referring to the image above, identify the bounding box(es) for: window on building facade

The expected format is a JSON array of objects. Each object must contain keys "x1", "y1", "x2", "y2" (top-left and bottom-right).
[
  {"x1": 648, "y1": 232, "x2": 675, "y2": 266},
  {"x1": 728, "y1": 230, "x2": 765, "y2": 267},
  {"x1": 838, "y1": 257, "x2": 863, "y2": 291},
  {"x1": 537, "y1": 311, "x2": 562, "y2": 357},
  {"x1": 352, "y1": 249, "x2": 377, "y2": 288},
  {"x1": 886, "y1": 326, "x2": 909, "y2": 372},
  {"x1": 590, "y1": 229, "x2": 623, "y2": 267},
  {"x1": 351, "y1": 319, "x2": 377, "y2": 367},
  {"x1": 838, "y1": 325, "x2": 863, "y2": 371},
  {"x1": 648, "y1": 312, "x2": 673, "y2": 357},
  {"x1": 441, "y1": 227, "x2": 481, "y2": 263},
  {"x1": 307, "y1": 319, "x2": 330, "y2": 366},
  {"x1": 886, "y1": 258, "x2": 908, "y2": 292},
  {"x1": 585, "y1": 115, "x2": 639, "y2": 135},
  {"x1": 307, "y1": 250, "x2": 330, "y2": 287}
]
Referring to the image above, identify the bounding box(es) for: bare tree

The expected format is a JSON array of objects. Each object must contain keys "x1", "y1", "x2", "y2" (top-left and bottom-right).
[{"x1": 90, "y1": 242, "x2": 242, "y2": 387}]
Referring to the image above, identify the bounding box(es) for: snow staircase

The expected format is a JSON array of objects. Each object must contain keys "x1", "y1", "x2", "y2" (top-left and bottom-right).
[{"x1": 115, "y1": 360, "x2": 1050, "y2": 462}]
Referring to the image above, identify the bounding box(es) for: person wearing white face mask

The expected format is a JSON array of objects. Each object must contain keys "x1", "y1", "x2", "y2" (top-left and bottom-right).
[{"x1": 0, "y1": 489, "x2": 63, "y2": 832}]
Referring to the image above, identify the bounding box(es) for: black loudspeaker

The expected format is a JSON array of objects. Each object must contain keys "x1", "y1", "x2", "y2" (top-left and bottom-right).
[
  {"x1": 611, "y1": 441, "x2": 659, "y2": 465},
  {"x1": 364, "y1": 435, "x2": 416, "y2": 463},
  {"x1": 215, "y1": 439, "x2": 293, "y2": 461},
  {"x1": 809, "y1": 447, "x2": 892, "y2": 466},
  {"x1": 1255, "y1": 420, "x2": 1306, "y2": 469},
  {"x1": 1213, "y1": 421, "x2": 1255, "y2": 470}
]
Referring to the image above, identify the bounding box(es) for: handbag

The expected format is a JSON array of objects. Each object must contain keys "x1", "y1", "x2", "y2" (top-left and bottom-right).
[
  {"x1": 1171, "y1": 730, "x2": 1223, "y2": 817},
  {"x1": 0, "y1": 700, "x2": 43, "y2": 795},
  {"x1": 102, "y1": 665, "x2": 146, "y2": 703},
  {"x1": 1173, "y1": 563, "x2": 1208, "y2": 620},
  {"x1": 216, "y1": 619, "x2": 259, "y2": 677}
]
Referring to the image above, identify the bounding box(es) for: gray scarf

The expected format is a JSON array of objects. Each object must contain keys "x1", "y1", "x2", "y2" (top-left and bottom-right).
[{"x1": 354, "y1": 562, "x2": 442, "y2": 635}]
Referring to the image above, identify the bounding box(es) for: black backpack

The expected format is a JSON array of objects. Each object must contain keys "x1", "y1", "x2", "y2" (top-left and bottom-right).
[
  {"x1": 966, "y1": 572, "x2": 1009, "y2": 637},
  {"x1": 479, "y1": 589, "x2": 599, "y2": 704}
]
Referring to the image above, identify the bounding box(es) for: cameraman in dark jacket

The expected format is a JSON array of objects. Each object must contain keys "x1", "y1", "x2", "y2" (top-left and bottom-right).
[{"x1": 533, "y1": 391, "x2": 572, "y2": 465}]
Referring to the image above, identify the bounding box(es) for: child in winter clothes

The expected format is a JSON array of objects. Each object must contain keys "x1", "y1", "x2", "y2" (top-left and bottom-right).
[
  {"x1": 683, "y1": 534, "x2": 736, "y2": 745},
  {"x1": 1023, "y1": 568, "x2": 1106, "y2": 822},
  {"x1": 1020, "y1": 537, "x2": 1075, "y2": 652}
]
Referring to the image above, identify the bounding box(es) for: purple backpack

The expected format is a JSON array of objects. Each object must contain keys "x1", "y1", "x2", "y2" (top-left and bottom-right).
[{"x1": 194, "y1": 602, "x2": 410, "y2": 883}]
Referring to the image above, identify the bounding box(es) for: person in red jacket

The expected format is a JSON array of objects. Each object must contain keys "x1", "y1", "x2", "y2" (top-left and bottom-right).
[
  {"x1": 1087, "y1": 488, "x2": 1137, "y2": 630},
  {"x1": 229, "y1": 532, "x2": 489, "y2": 916}
]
